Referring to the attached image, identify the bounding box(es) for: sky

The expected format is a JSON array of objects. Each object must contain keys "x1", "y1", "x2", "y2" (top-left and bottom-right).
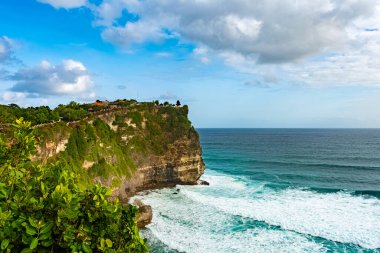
[{"x1": 1, "y1": 0, "x2": 380, "y2": 128}]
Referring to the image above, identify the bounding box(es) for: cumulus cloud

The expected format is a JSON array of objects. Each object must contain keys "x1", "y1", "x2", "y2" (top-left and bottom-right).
[
  {"x1": 101, "y1": 19, "x2": 171, "y2": 48},
  {"x1": 9, "y1": 59, "x2": 95, "y2": 97},
  {"x1": 37, "y1": 0, "x2": 87, "y2": 9},
  {"x1": 36, "y1": 0, "x2": 380, "y2": 87},
  {"x1": 234, "y1": 5, "x2": 380, "y2": 87},
  {"x1": 92, "y1": 0, "x2": 378, "y2": 64}
]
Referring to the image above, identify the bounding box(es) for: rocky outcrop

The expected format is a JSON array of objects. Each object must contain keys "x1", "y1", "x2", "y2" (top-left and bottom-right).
[
  {"x1": 36, "y1": 138, "x2": 68, "y2": 161},
  {"x1": 132, "y1": 199, "x2": 153, "y2": 228},
  {"x1": 121, "y1": 139, "x2": 205, "y2": 197}
]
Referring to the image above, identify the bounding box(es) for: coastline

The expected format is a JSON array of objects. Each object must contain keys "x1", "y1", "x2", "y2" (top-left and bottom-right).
[{"x1": 135, "y1": 129, "x2": 380, "y2": 252}]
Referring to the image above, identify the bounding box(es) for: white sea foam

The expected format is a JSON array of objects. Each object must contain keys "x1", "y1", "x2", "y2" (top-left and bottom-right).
[
  {"x1": 140, "y1": 188, "x2": 326, "y2": 253},
  {"x1": 181, "y1": 183, "x2": 380, "y2": 249},
  {"x1": 144, "y1": 219, "x2": 326, "y2": 253},
  {"x1": 139, "y1": 172, "x2": 380, "y2": 251}
]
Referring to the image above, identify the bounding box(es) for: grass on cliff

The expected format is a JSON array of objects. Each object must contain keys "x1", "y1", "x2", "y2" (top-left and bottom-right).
[{"x1": 55, "y1": 119, "x2": 137, "y2": 182}]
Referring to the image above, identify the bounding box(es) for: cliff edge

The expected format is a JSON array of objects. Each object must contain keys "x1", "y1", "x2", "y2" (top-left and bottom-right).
[{"x1": 27, "y1": 100, "x2": 205, "y2": 198}]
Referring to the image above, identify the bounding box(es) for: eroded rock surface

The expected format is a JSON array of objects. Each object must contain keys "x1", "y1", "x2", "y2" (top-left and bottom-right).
[{"x1": 133, "y1": 199, "x2": 153, "y2": 228}]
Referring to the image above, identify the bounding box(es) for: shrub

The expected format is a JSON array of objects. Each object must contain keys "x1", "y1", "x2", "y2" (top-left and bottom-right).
[{"x1": 0, "y1": 118, "x2": 149, "y2": 252}]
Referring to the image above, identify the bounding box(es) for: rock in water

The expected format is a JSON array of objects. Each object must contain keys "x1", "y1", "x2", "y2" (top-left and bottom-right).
[
  {"x1": 197, "y1": 180, "x2": 210, "y2": 186},
  {"x1": 133, "y1": 199, "x2": 153, "y2": 228}
]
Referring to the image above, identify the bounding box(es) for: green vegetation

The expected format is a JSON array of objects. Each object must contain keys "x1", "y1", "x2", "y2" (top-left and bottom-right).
[
  {"x1": 0, "y1": 99, "x2": 185, "y2": 127},
  {"x1": 113, "y1": 102, "x2": 196, "y2": 157},
  {"x1": 0, "y1": 119, "x2": 149, "y2": 252},
  {"x1": 45, "y1": 101, "x2": 196, "y2": 181},
  {"x1": 0, "y1": 99, "x2": 199, "y2": 252},
  {"x1": 0, "y1": 105, "x2": 59, "y2": 126},
  {"x1": 0, "y1": 99, "x2": 198, "y2": 193},
  {"x1": 54, "y1": 118, "x2": 136, "y2": 181},
  {"x1": 54, "y1": 102, "x2": 88, "y2": 122}
]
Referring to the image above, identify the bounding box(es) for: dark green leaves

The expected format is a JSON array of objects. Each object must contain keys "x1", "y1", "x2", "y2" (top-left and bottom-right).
[
  {"x1": 29, "y1": 238, "x2": 38, "y2": 249},
  {"x1": 20, "y1": 248, "x2": 33, "y2": 253},
  {"x1": 1, "y1": 239, "x2": 9, "y2": 250},
  {"x1": 40, "y1": 222, "x2": 54, "y2": 234},
  {"x1": 25, "y1": 226, "x2": 37, "y2": 236},
  {"x1": 82, "y1": 243, "x2": 92, "y2": 253}
]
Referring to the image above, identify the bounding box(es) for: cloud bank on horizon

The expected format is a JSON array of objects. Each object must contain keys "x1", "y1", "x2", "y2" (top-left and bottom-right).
[{"x1": 0, "y1": 0, "x2": 380, "y2": 127}]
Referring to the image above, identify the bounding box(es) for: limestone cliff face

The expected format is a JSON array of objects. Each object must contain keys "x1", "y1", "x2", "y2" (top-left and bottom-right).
[
  {"x1": 121, "y1": 138, "x2": 205, "y2": 196},
  {"x1": 34, "y1": 103, "x2": 205, "y2": 197}
]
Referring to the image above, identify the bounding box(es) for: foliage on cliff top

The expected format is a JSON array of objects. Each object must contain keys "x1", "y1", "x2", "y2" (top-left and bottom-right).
[
  {"x1": 0, "y1": 99, "x2": 186, "y2": 126},
  {"x1": 0, "y1": 118, "x2": 149, "y2": 252},
  {"x1": 113, "y1": 102, "x2": 196, "y2": 157}
]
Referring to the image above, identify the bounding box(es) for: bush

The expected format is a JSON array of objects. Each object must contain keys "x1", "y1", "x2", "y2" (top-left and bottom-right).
[{"x1": 0, "y1": 118, "x2": 149, "y2": 252}]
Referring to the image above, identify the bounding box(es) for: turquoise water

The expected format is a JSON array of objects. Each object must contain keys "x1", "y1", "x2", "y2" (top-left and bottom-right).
[{"x1": 136, "y1": 129, "x2": 380, "y2": 253}]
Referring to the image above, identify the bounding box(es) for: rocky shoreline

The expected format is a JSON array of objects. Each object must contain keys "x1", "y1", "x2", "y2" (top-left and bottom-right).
[{"x1": 131, "y1": 179, "x2": 210, "y2": 228}]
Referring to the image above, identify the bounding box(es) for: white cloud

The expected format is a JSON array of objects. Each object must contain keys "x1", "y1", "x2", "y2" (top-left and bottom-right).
[
  {"x1": 193, "y1": 47, "x2": 208, "y2": 56},
  {"x1": 181, "y1": 14, "x2": 262, "y2": 55},
  {"x1": 90, "y1": 0, "x2": 129, "y2": 26},
  {"x1": 193, "y1": 46, "x2": 210, "y2": 64},
  {"x1": 37, "y1": 0, "x2": 87, "y2": 9},
  {"x1": 286, "y1": 45, "x2": 380, "y2": 87},
  {"x1": 1, "y1": 91, "x2": 27, "y2": 104},
  {"x1": 92, "y1": 0, "x2": 377, "y2": 63},
  {"x1": 38, "y1": 0, "x2": 380, "y2": 87},
  {"x1": 195, "y1": 2, "x2": 380, "y2": 87},
  {"x1": 9, "y1": 59, "x2": 95, "y2": 97},
  {"x1": 101, "y1": 20, "x2": 169, "y2": 47},
  {"x1": 0, "y1": 36, "x2": 16, "y2": 63}
]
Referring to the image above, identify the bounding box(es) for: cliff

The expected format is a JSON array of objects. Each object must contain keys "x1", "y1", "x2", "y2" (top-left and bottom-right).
[{"x1": 30, "y1": 101, "x2": 205, "y2": 198}]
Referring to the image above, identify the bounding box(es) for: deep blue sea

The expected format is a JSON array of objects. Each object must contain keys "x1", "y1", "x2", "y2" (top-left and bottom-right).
[{"x1": 136, "y1": 129, "x2": 380, "y2": 253}]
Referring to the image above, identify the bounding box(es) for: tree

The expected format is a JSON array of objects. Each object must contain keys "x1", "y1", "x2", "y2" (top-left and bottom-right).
[
  {"x1": 176, "y1": 100, "x2": 181, "y2": 107},
  {"x1": 8, "y1": 103, "x2": 19, "y2": 108},
  {"x1": 68, "y1": 101, "x2": 81, "y2": 109}
]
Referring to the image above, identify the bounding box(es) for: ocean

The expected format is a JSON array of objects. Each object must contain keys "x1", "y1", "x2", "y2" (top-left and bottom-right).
[{"x1": 136, "y1": 129, "x2": 380, "y2": 253}]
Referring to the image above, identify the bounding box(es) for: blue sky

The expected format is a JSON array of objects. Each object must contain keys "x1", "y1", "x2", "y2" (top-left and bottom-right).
[{"x1": 1, "y1": 0, "x2": 380, "y2": 127}]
